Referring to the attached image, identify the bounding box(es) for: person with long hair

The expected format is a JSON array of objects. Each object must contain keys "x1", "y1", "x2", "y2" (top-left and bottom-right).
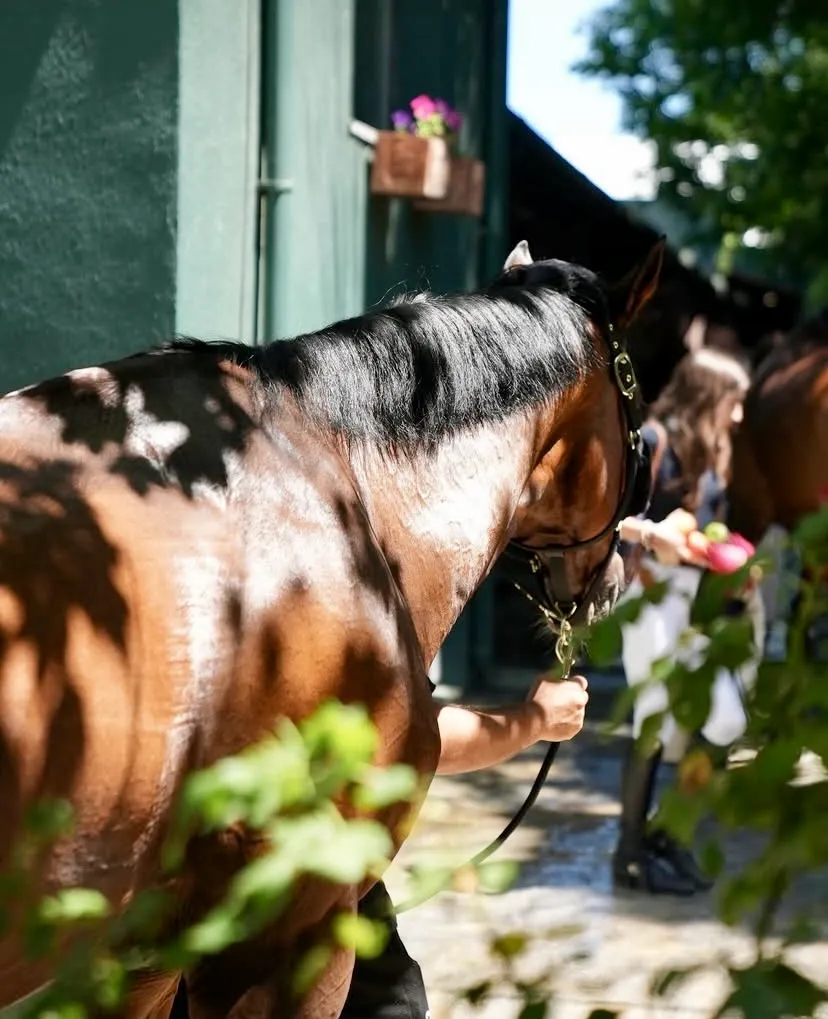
[{"x1": 613, "y1": 347, "x2": 763, "y2": 896}]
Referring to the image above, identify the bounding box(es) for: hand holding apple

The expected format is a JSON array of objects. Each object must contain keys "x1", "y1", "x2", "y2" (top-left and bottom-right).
[
  {"x1": 663, "y1": 507, "x2": 698, "y2": 537},
  {"x1": 641, "y1": 513, "x2": 757, "y2": 573},
  {"x1": 692, "y1": 522, "x2": 756, "y2": 574},
  {"x1": 641, "y1": 510, "x2": 710, "y2": 567}
]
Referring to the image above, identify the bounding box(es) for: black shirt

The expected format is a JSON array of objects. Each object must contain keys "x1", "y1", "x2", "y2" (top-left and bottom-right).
[{"x1": 641, "y1": 422, "x2": 725, "y2": 530}]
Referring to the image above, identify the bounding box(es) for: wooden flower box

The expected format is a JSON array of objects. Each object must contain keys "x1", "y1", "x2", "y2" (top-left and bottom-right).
[
  {"x1": 413, "y1": 156, "x2": 486, "y2": 218},
  {"x1": 370, "y1": 131, "x2": 450, "y2": 200}
]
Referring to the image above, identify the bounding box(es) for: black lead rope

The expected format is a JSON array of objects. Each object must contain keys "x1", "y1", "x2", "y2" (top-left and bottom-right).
[
  {"x1": 466, "y1": 738, "x2": 562, "y2": 870},
  {"x1": 466, "y1": 591, "x2": 575, "y2": 870},
  {"x1": 394, "y1": 618, "x2": 574, "y2": 915}
]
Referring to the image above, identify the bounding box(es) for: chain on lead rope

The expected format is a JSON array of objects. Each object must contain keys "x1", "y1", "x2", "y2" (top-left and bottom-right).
[
  {"x1": 554, "y1": 617, "x2": 575, "y2": 678},
  {"x1": 509, "y1": 580, "x2": 576, "y2": 678}
]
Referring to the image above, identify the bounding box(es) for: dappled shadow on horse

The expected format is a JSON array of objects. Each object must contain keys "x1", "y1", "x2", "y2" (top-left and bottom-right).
[{"x1": 0, "y1": 238, "x2": 662, "y2": 1017}]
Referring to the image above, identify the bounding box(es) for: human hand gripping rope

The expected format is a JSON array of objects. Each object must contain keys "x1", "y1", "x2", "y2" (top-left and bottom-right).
[{"x1": 395, "y1": 619, "x2": 575, "y2": 914}]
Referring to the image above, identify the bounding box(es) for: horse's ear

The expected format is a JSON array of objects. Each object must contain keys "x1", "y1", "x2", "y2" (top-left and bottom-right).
[
  {"x1": 683, "y1": 314, "x2": 707, "y2": 352},
  {"x1": 610, "y1": 238, "x2": 666, "y2": 329},
  {"x1": 503, "y1": 240, "x2": 533, "y2": 271}
]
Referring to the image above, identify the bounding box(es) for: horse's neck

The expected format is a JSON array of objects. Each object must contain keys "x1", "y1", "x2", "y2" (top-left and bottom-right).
[{"x1": 351, "y1": 417, "x2": 537, "y2": 667}]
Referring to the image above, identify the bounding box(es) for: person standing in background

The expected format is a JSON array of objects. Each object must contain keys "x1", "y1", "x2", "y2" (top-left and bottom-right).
[{"x1": 613, "y1": 348, "x2": 763, "y2": 896}]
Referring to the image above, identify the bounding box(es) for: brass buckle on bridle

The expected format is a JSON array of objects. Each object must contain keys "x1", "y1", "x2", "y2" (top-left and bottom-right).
[
  {"x1": 613, "y1": 351, "x2": 638, "y2": 400},
  {"x1": 510, "y1": 553, "x2": 578, "y2": 676}
]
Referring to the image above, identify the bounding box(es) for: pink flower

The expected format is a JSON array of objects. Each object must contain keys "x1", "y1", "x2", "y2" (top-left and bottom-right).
[{"x1": 410, "y1": 94, "x2": 437, "y2": 119}]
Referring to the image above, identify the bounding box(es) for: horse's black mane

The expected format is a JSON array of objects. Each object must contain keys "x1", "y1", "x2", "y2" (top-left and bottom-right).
[{"x1": 163, "y1": 262, "x2": 608, "y2": 448}]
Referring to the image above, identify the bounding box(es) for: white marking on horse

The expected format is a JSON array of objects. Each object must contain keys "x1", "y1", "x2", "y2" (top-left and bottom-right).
[
  {"x1": 123, "y1": 384, "x2": 191, "y2": 462},
  {"x1": 64, "y1": 366, "x2": 122, "y2": 407},
  {"x1": 393, "y1": 422, "x2": 530, "y2": 610}
]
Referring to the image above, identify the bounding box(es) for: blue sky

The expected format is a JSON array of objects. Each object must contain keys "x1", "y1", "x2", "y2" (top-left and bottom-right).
[{"x1": 507, "y1": 0, "x2": 655, "y2": 200}]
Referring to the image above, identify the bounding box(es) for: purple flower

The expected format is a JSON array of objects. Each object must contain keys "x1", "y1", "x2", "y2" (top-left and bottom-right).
[
  {"x1": 391, "y1": 109, "x2": 413, "y2": 131},
  {"x1": 445, "y1": 110, "x2": 463, "y2": 133},
  {"x1": 410, "y1": 93, "x2": 437, "y2": 119},
  {"x1": 434, "y1": 98, "x2": 451, "y2": 117}
]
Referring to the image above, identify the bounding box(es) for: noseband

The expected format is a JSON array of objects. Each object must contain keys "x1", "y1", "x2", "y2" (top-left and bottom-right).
[{"x1": 503, "y1": 323, "x2": 650, "y2": 672}]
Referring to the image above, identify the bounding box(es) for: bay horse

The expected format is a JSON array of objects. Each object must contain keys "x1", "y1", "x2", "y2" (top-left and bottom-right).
[
  {"x1": 728, "y1": 314, "x2": 828, "y2": 647},
  {"x1": 0, "y1": 239, "x2": 662, "y2": 1018},
  {"x1": 729, "y1": 312, "x2": 828, "y2": 542}
]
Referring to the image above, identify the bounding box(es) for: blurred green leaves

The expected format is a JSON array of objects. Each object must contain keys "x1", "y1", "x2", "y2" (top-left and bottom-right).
[
  {"x1": 2, "y1": 699, "x2": 420, "y2": 1019},
  {"x1": 579, "y1": 506, "x2": 828, "y2": 1017}
]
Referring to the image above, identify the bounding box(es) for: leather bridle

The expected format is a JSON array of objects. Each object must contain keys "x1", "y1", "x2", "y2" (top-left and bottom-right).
[{"x1": 502, "y1": 322, "x2": 651, "y2": 673}]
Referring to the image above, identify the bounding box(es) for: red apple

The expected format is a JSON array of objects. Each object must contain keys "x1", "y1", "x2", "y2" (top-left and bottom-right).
[
  {"x1": 727, "y1": 533, "x2": 756, "y2": 558},
  {"x1": 706, "y1": 541, "x2": 749, "y2": 574}
]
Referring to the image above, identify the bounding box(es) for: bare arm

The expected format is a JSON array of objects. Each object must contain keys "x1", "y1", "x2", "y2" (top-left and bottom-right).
[
  {"x1": 619, "y1": 511, "x2": 708, "y2": 567},
  {"x1": 618, "y1": 515, "x2": 656, "y2": 547},
  {"x1": 435, "y1": 675, "x2": 589, "y2": 775}
]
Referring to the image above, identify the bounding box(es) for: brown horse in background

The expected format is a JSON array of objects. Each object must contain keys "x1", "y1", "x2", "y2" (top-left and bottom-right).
[
  {"x1": 729, "y1": 312, "x2": 828, "y2": 543},
  {"x1": 0, "y1": 240, "x2": 662, "y2": 1018}
]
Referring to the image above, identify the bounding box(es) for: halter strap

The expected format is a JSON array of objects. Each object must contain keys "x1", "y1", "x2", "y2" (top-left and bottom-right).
[{"x1": 504, "y1": 319, "x2": 648, "y2": 627}]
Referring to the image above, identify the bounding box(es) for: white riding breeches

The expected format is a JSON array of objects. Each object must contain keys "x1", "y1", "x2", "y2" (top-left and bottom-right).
[{"x1": 621, "y1": 561, "x2": 765, "y2": 757}]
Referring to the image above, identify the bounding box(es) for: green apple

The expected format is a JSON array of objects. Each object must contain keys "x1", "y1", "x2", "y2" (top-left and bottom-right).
[{"x1": 703, "y1": 521, "x2": 730, "y2": 543}]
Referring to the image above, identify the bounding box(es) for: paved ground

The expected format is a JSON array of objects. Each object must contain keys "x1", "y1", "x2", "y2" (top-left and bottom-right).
[{"x1": 384, "y1": 672, "x2": 828, "y2": 1019}]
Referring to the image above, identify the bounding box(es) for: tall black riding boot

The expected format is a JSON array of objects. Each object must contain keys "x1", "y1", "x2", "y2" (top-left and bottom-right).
[
  {"x1": 646, "y1": 828, "x2": 715, "y2": 892},
  {"x1": 612, "y1": 741, "x2": 697, "y2": 896},
  {"x1": 646, "y1": 734, "x2": 719, "y2": 892}
]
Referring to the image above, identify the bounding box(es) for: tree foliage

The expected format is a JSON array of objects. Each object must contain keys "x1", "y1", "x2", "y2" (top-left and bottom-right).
[{"x1": 575, "y1": 0, "x2": 828, "y2": 291}]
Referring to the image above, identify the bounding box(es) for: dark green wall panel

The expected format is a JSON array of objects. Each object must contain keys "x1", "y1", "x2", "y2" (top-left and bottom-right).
[{"x1": 0, "y1": 0, "x2": 178, "y2": 392}]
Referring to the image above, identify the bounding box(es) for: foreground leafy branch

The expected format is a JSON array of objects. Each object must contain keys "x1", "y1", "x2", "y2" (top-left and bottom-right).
[
  {"x1": 454, "y1": 506, "x2": 828, "y2": 1018},
  {"x1": 0, "y1": 701, "x2": 420, "y2": 1018}
]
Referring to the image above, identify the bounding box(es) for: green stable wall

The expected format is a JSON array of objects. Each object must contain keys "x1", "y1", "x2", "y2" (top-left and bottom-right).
[
  {"x1": 259, "y1": 0, "x2": 369, "y2": 341},
  {"x1": 0, "y1": 1, "x2": 179, "y2": 393},
  {"x1": 0, "y1": 0, "x2": 263, "y2": 390},
  {"x1": 176, "y1": 0, "x2": 260, "y2": 345},
  {"x1": 355, "y1": 0, "x2": 503, "y2": 301}
]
